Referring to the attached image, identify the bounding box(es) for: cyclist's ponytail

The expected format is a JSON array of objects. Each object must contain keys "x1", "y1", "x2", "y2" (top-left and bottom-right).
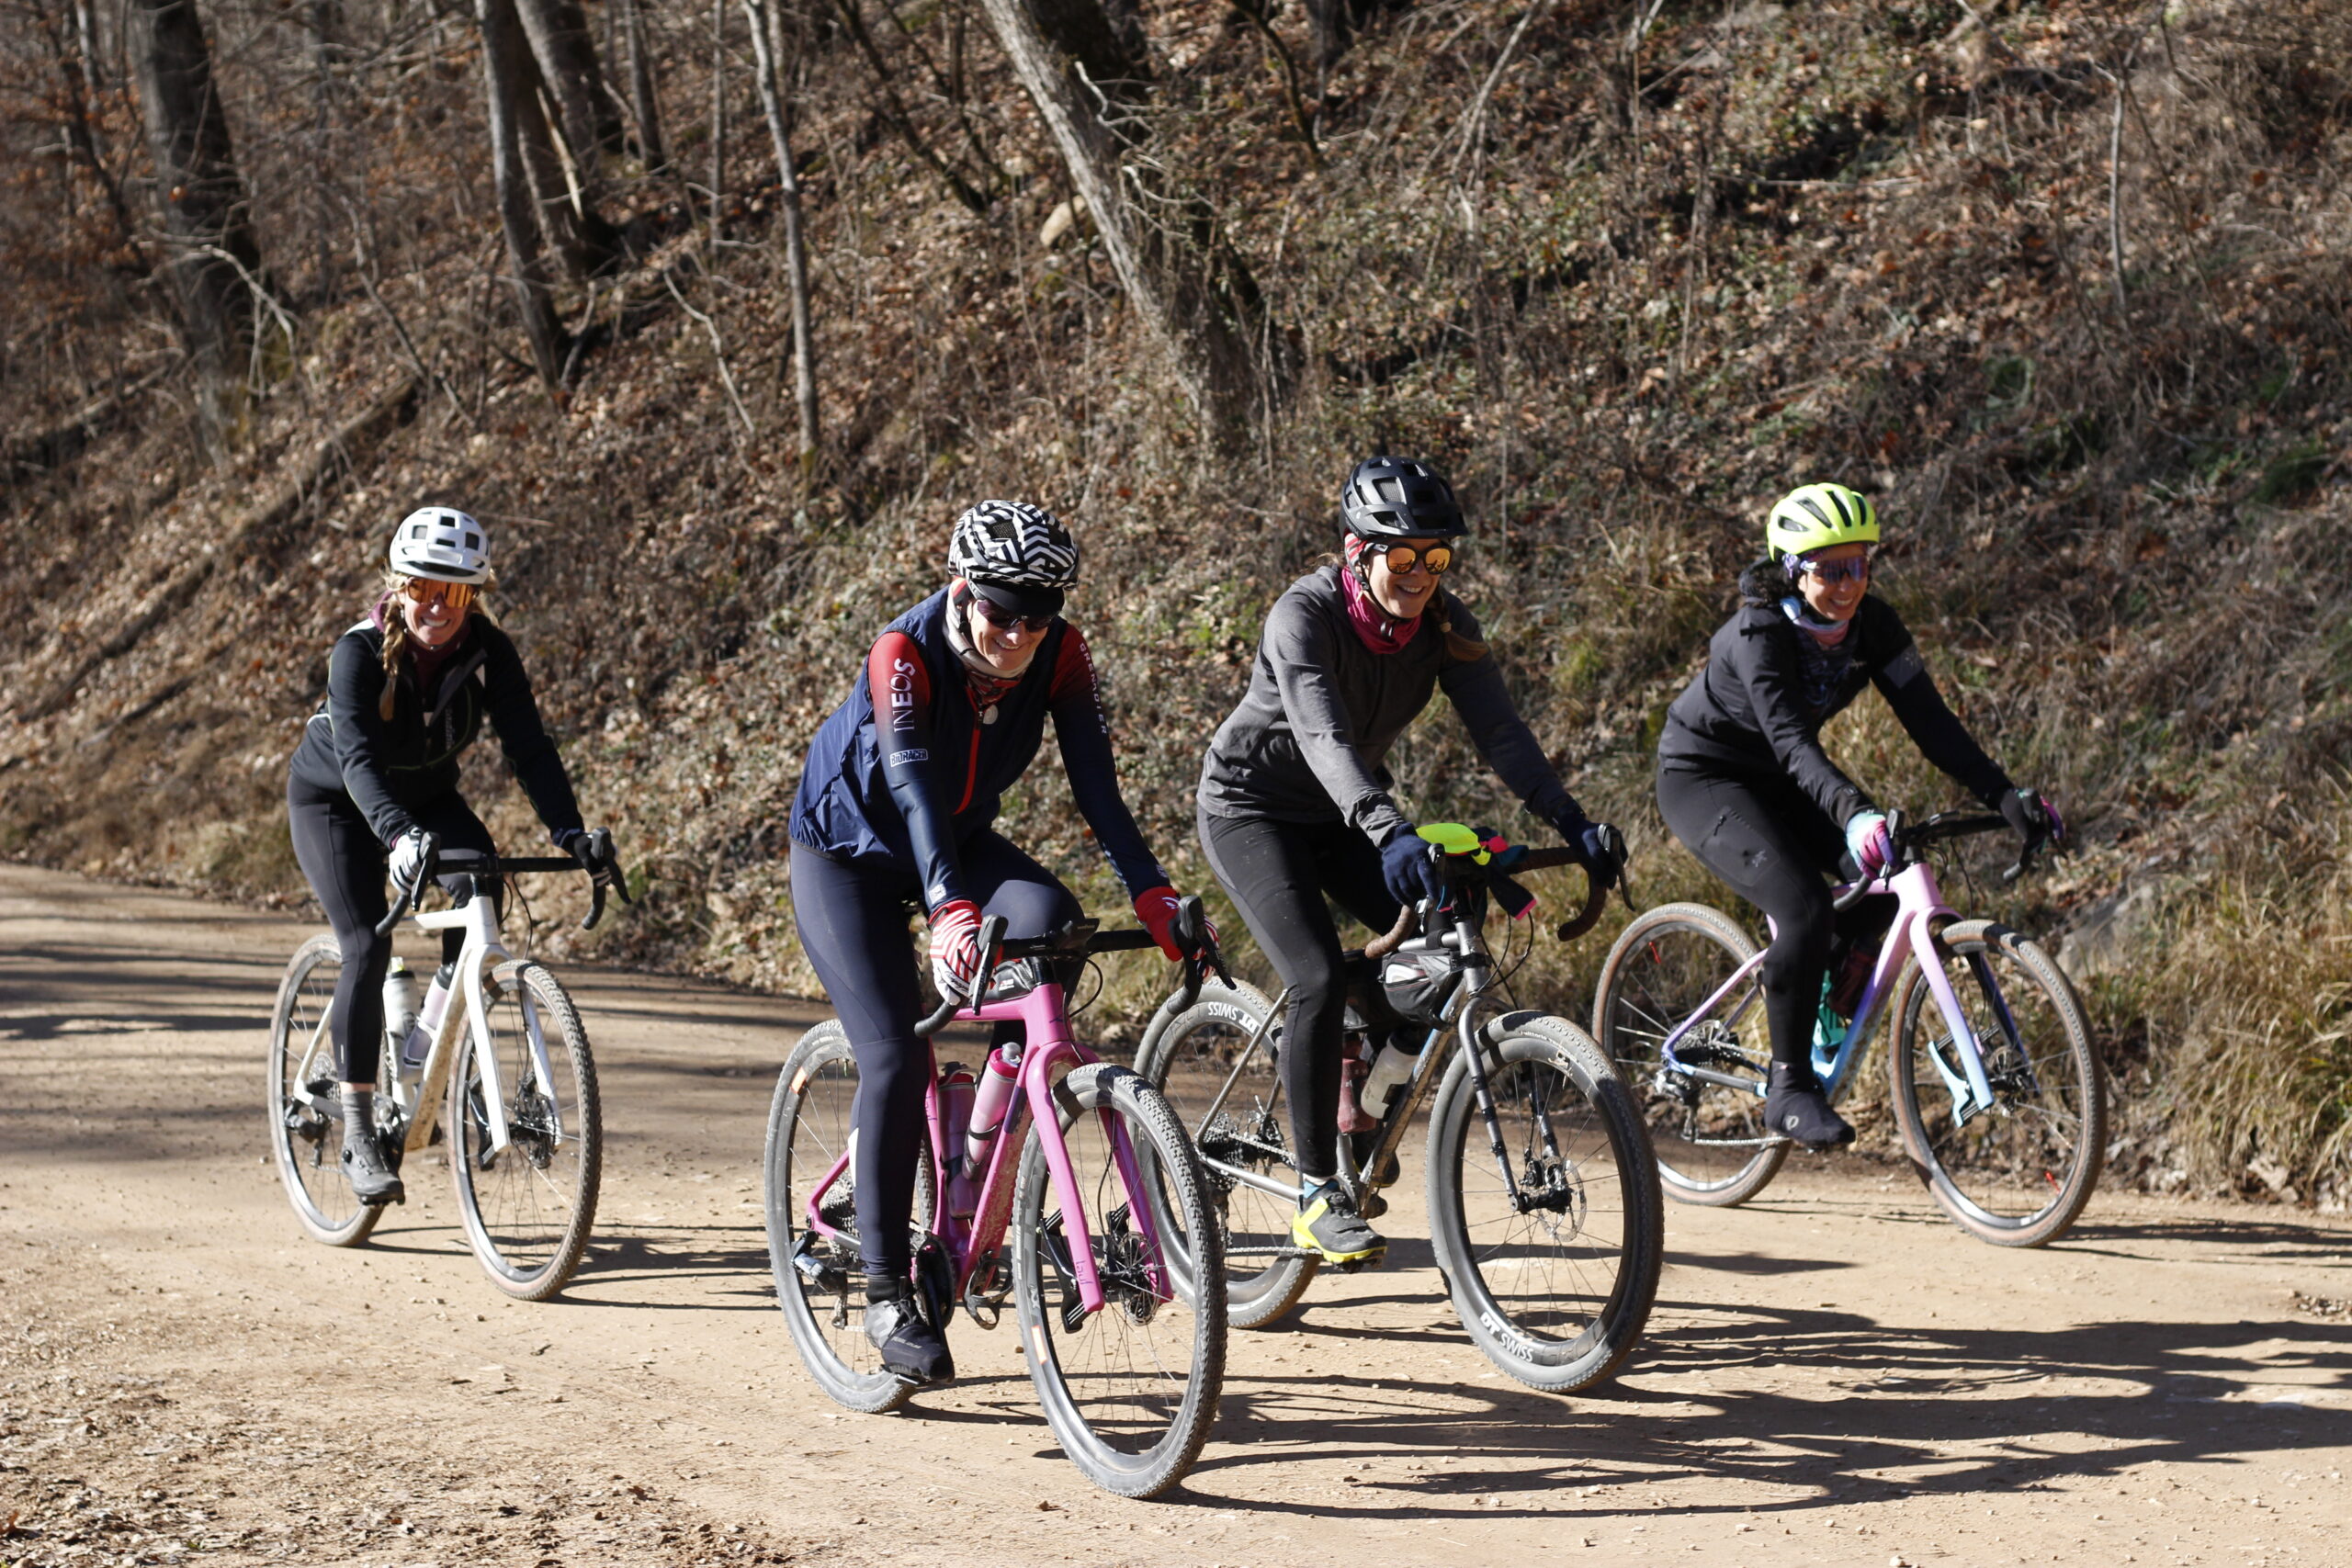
[
  {"x1": 1431, "y1": 597, "x2": 1489, "y2": 663},
  {"x1": 379, "y1": 593, "x2": 413, "y2": 721}
]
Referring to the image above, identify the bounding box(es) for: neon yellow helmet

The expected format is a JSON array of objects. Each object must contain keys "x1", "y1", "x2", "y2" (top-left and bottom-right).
[{"x1": 1766, "y1": 482, "x2": 1879, "y2": 558}]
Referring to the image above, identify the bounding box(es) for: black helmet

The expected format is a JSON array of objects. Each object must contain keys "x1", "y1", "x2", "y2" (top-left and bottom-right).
[{"x1": 1340, "y1": 456, "x2": 1467, "y2": 540}]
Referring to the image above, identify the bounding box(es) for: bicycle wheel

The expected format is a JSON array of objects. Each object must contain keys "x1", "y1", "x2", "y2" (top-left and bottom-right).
[
  {"x1": 1131, "y1": 978, "x2": 1316, "y2": 1329},
  {"x1": 763, "y1": 1021, "x2": 928, "y2": 1415},
  {"x1": 447, "y1": 960, "x2": 602, "y2": 1300},
  {"x1": 1890, "y1": 920, "x2": 2105, "y2": 1247},
  {"x1": 1591, "y1": 902, "x2": 1789, "y2": 1206},
  {"x1": 1426, "y1": 1013, "x2": 1662, "y2": 1393},
  {"x1": 1013, "y1": 1064, "x2": 1225, "y2": 1499},
  {"x1": 267, "y1": 934, "x2": 387, "y2": 1247}
]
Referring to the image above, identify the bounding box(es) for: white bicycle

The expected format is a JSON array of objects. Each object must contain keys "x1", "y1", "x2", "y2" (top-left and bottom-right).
[{"x1": 266, "y1": 835, "x2": 622, "y2": 1300}]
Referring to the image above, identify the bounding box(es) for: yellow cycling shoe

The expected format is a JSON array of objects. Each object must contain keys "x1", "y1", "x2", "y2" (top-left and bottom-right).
[{"x1": 1292, "y1": 1180, "x2": 1386, "y2": 1266}]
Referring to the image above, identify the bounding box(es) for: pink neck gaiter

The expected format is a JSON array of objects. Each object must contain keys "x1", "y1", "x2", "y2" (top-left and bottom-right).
[{"x1": 1339, "y1": 537, "x2": 1420, "y2": 656}]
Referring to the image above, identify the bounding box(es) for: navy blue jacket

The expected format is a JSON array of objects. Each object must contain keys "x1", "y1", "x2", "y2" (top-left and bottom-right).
[{"x1": 789, "y1": 590, "x2": 1168, "y2": 909}]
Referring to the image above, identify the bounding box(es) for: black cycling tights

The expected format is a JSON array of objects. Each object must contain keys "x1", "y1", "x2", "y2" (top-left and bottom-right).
[
  {"x1": 287, "y1": 781, "x2": 499, "y2": 1083},
  {"x1": 1198, "y1": 810, "x2": 1402, "y2": 1185},
  {"x1": 1654, "y1": 761, "x2": 1856, "y2": 1076},
  {"x1": 789, "y1": 834, "x2": 1081, "y2": 1282}
]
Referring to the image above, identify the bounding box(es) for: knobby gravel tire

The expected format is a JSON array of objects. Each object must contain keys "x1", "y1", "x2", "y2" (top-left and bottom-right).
[
  {"x1": 1889, "y1": 921, "x2": 2106, "y2": 1247},
  {"x1": 763, "y1": 1021, "x2": 920, "y2": 1415},
  {"x1": 448, "y1": 960, "x2": 602, "y2": 1301},
  {"x1": 1013, "y1": 1064, "x2": 1225, "y2": 1499},
  {"x1": 1132, "y1": 978, "x2": 1317, "y2": 1330},
  {"x1": 267, "y1": 934, "x2": 385, "y2": 1247},
  {"x1": 1426, "y1": 1014, "x2": 1662, "y2": 1394},
  {"x1": 1591, "y1": 902, "x2": 1789, "y2": 1207}
]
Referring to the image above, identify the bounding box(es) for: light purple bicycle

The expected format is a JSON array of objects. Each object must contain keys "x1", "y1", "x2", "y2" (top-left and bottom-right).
[
  {"x1": 1591, "y1": 810, "x2": 2104, "y2": 1247},
  {"x1": 763, "y1": 906, "x2": 1226, "y2": 1499}
]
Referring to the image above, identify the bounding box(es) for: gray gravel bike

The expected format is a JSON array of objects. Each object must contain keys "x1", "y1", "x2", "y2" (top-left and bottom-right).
[{"x1": 1136, "y1": 835, "x2": 1663, "y2": 1393}]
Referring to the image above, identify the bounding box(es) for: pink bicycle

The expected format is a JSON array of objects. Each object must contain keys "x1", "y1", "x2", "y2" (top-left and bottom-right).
[
  {"x1": 763, "y1": 906, "x2": 1226, "y2": 1499},
  {"x1": 1592, "y1": 810, "x2": 2103, "y2": 1247}
]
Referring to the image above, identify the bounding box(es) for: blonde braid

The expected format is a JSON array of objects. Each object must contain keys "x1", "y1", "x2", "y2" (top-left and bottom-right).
[{"x1": 379, "y1": 581, "x2": 413, "y2": 721}]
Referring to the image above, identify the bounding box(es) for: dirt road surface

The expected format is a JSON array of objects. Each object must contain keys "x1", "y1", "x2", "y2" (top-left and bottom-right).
[{"x1": 5, "y1": 864, "x2": 2349, "y2": 1567}]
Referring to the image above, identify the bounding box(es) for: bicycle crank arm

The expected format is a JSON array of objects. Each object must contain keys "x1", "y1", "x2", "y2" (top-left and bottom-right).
[
  {"x1": 1667, "y1": 1062, "x2": 1770, "y2": 1098},
  {"x1": 1196, "y1": 1153, "x2": 1308, "y2": 1203}
]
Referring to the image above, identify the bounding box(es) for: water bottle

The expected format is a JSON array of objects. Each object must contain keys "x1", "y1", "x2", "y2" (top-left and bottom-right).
[
  {"x1": 964, "y1": 1043, "x2": 1021, "y2": 1174},
  {"x1": 1358, "y1": 1032, "x2": 1423, "y2": 1120},
  {"x1": 1811, "y1": 976, "x2": 1848, "y2": 1080},
  {"x1": 939, "y1": 1065, "x2": 978, "y2": 1216},
  {"x1": 380, "y1": 960, "x2": 419, "y2": 1064},
  {"x1": 401, "y1": 964, "x2": 456, "y2": 1075}
]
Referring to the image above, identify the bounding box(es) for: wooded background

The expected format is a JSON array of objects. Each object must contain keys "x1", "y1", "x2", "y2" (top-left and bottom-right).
[{"x1": 3, "y1": 0, "x2": 2347, "y2": 1205}]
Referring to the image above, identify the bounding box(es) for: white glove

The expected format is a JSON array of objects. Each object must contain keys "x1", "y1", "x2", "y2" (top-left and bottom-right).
[{"x1": 388, "y1": 828, "x2": 436, "y2": 891}]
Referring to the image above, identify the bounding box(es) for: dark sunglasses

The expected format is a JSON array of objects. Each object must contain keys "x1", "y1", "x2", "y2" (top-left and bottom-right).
[
  {"x1": 970, "y1": 595, "x2": 1056, "y2": 633},
  {"x1": 1376, "y1": 542, "x2": 1453, "y2": 577},
  {"x1": 1795, "y1": 553, "x2": 1871, "y2": 586}
]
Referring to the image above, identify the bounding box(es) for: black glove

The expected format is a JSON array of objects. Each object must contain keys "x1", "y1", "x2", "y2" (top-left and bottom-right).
[
  {"x1": 1379, "y1": 825, "x2": 1446, "y2": 911},
  {"x1": 2000, "y1": 789, "x2": 2060, "y2": 856},
  {"x1": 562, "y1": 827, "x2": 632, "y2": 903},
  {"x1": 388, "y1": 828, "x2": 436, "y2": 892}
]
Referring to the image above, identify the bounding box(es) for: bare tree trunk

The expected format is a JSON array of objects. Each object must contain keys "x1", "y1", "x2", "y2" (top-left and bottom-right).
[
  {"x1": 707, "y1": 0, "x2": 726, "y2": 261},
  {"x1": 127, "y1": 0, "x2": 266, "y2": 416},
  {"x1": 742, "y1": 0, "x2": 817, "y2": 458},
  {"x1": 977, "y1": 0, "x2": 1256, "y2": 439},
  {"x1": 513, "y1": 0, "x2": 626, "y2": 163},
  {"x1": 478, "y1": 0, "x2": 570, "y2": 389},
  {"x1": 621, "y1": 0, "x2": 667, "y2": 171},
  {"x1": 33, "y1": 0, "x2": 145, "y2": 262}
]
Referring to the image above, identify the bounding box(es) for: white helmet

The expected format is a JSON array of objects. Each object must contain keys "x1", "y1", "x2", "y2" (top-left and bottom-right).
[{"x1": 389, "y1": 507, "x2": 491, "y2": 583}]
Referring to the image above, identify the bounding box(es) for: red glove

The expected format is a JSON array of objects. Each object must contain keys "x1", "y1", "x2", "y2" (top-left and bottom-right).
[
  {"x1": 1133, "y1": 886, "x2": 1213, "y2": 962},
  {"x1": 927, "y1": 898, "x2": 984, "y2": 999}
]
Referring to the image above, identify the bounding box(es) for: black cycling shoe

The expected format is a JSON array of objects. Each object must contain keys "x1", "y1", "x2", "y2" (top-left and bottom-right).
[
  {"x1": 339, "y1": 1108, "x2": 405, "y2": 1206},
  {"x1": 865, "y1": 1287, "x2": 954, "y2": 1385},
  {"x1": 1765, "y1": 1063, "x2": 1855, "y2": 1148}
]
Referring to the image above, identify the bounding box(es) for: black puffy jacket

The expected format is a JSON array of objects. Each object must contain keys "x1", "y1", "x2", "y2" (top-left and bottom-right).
[{"x1": 1657, "y1": 561, "x2": 2012, "y2": 827}]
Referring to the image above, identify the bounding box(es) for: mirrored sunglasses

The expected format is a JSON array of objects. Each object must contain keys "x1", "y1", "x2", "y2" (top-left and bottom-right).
[
  {"x1": 1796, "y1": 553, "x2": 1871, "y2": 587},
  {"x1": 400, "y1": 578, "x2": 476, "y2": 611},
  {"x1": 1378, "y1": 543, "x2": 1453, "y2": 576}
]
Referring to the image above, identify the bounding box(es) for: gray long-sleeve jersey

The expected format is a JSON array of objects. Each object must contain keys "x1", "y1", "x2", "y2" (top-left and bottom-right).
[{"x1": 1196, "y1": 565, "x2": 1578, "y2": 844}]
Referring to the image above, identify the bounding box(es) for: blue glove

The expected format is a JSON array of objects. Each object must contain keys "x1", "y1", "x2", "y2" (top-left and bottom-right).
[
  {"x1": 1844, "y1": 810, "x2": 1892, "y2": 879},
  {"x1": 1551, "y1": 807, "x2": 1627, "y2": 889},
  {"x1": 1379, "y1": 825, "x2": 1446, "y2": 911}
]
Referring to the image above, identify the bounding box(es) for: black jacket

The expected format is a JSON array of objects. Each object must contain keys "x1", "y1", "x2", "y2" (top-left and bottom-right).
[
  {"x1": 286, "y1": 615, "x2": 582, "y2": 845},
  {"x1": 1657, "y1": 562, "x2": 2011, "y2": 826}
]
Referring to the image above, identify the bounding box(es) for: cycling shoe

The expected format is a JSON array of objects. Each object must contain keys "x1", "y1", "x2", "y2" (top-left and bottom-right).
[
  {"x1": 865, "y1": 1289, "x2": 954, "y2": 1384},
  {"x1": 1292, "y1": 1180, "x2": 1385, "y2": 1266},
  {"x1": 1766, "y1": 1063, "x2": 1854, "y2": 1148},
  {"x1": 339, "y1": 1099, "x2": 405, "y2": 1206}
]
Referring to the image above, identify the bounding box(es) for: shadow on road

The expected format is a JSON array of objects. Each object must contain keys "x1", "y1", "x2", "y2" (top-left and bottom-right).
[{"x1": 1182, "y1": 1303, "x2": 2352, "y2": 1517}]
